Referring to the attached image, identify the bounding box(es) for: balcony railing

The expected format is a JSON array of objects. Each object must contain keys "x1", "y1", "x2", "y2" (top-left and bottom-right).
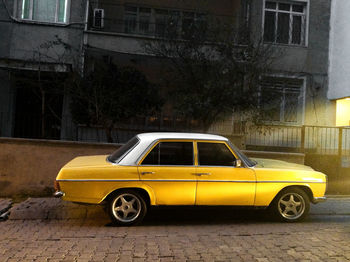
[{"x1": 88, "y1": 17, "x2": 210, "y2": 40}]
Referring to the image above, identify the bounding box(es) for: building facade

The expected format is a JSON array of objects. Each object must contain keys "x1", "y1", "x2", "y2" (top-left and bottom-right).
[
  {"x1": 0, "y1": 0, "x2": 86, "y2": 140},
  {"x1": 328, "y1": 0, "x2": 350, "y2": 127},
  {"x1": 0, "y1": 0, "x2": 347, "y2": 144}
]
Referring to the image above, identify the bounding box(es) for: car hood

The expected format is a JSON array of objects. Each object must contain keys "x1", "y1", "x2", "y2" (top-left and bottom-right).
[
  {"x1": 251, "y1": 158, "x2": 314, "y2": 171},
  {"x1": 63, "y1": 155, "x2": 111, "y2": 168}
]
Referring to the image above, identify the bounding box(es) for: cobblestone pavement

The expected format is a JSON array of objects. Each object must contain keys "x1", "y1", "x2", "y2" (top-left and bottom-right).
[{"x1": 0, "y1": 198, "x2": 350, "y2": 262}]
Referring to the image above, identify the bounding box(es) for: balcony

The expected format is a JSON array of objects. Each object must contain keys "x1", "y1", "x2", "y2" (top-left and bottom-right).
[{"x1": 85, "y1": 2, "x2": 237, "y2": 54}]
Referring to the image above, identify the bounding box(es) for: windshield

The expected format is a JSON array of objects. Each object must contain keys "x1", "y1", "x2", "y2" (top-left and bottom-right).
[
  {"x1": 228, "y1": 141, "x2": 256, "y2": 167},
  {"x1": 107, "y1": 136, "x2": 139, "y2": 164}
]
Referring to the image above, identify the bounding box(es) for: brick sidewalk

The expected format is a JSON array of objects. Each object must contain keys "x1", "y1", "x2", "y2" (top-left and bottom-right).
[
  {"x1": 1, "y1": 215, "x2": 350, "y2": 261},
  {"x1": 1, "y1": 197, "x2": 349, "y2": 221},
  {"x1": 1, "y1": 197, "x2": 350, "y2": 261}
]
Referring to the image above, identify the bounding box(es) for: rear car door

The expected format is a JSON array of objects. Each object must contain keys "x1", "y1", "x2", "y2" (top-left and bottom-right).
[
  {"x1": 195, "y1": 141, "x2": 256, "y2": 206},
  {"x1": 138, "y1": 140, "x2": 197, "y2": 205}
]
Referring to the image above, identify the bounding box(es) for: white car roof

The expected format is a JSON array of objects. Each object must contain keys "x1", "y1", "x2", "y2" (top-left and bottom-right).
[
  {"x1": 137, "y1": 132, "x2": 228, "y2": 141},
  {"x1": 119, "y1": 132, "x2": 228, "y2": 165}
]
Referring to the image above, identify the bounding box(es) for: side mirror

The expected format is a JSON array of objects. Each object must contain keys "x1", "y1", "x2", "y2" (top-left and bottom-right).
[{"x1": 235, "y1": 159, "x2": 242, "y2": 168}]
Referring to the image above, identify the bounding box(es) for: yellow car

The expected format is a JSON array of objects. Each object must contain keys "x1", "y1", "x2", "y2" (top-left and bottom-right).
[{"x1": 54, "y1": 133, "x2": 327, "y2": 225}]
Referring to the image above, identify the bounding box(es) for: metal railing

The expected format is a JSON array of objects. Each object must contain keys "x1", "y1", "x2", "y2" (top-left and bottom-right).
[
  {"x1": 245, "y1": 124, "x2": 350, "y2": 156},
  {"x1": 88, "y1": 17, "x2": 211, "y2": 40}
]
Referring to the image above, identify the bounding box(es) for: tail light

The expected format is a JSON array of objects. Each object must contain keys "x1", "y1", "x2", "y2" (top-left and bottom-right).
[{"x1": 54, "y1": 180, "x2": 61, "y2": 191}]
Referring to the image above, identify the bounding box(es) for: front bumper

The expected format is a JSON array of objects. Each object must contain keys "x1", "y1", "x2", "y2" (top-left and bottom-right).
[
  {"x1": 312, "y1": 196, "x2": 327, "y2": 204},
  {"x1": 53, "y1": 191, "x2": 65, "y2": 198}
]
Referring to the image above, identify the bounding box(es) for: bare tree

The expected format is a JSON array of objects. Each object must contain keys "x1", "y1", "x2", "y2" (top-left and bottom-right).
[
  {"x1": 144, "y1": 17, "x2": 280, "y2": 131},
  {"x1": 69, "y1": 60, "x2": 162, "y2": 143}
]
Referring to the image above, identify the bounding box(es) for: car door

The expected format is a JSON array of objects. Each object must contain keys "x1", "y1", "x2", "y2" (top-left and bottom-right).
[
  {"x1": 195, "y1": 141, "x2": 256, "y2": 206},
  {"x1": 137, "y1": 140, "x2": 197, "y2": 205}
]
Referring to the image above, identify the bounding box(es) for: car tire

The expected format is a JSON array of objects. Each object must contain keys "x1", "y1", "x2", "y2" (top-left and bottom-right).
[
  {"x1": 270, "y1": 187, "x2": 310, "y2": 222},
  {"x1": 108, "y1": 190, "x2": 147, "y2": 226}
]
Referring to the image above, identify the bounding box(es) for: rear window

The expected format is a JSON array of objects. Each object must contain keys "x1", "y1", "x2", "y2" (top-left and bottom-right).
[{"x1": 108, "y1": 136, "x2": 139, "y2": 163}]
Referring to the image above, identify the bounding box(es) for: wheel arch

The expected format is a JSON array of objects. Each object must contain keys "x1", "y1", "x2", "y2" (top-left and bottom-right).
[
  {"x1": 269, "y1": 185, "x2": 314, "y2": 206},
  {"x1": 102, "y1": 187, "x2": 155, "y2": 206}
]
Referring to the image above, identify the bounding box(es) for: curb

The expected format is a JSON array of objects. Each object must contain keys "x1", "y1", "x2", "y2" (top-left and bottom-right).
[{"x1": 0, "y1": 199, "x2": 12, "y2": 221}]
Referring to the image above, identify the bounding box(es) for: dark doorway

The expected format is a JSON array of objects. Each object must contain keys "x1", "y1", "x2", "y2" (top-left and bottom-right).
[{"x1": 13, "y1": 70, "x2": 64, "y2": 140}]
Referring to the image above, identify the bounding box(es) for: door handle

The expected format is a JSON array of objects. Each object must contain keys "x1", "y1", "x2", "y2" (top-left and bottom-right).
[
  {"x1": 194, "y1": 173, "x2": 211, "y2": 176},
  {"x1": 141, "y1": 171, "x2": 155, "y2": 175}
]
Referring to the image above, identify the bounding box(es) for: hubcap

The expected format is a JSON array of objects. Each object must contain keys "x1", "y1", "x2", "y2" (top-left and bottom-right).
[
  {"x1": 112, "y1": 193, "x2": 141, "y2": 223},
  {"x1": 278, "y1": 192, "x2": 305, "y2": 220}
]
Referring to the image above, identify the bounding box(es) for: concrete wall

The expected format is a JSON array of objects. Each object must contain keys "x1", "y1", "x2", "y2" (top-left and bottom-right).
[
  {"x1": 0, "y1": 138, "x2": 120, "y2": 196},
  {"x1": 0, "y1": 137, "x2": 306, "y2": 197},
  {"x1": 1, "y1": 0, "x2": 86, "y2": 65},
  {"x1": 305, "y1": 154, "x2": 350, "y2": 194},
  {"x1": 243, "y1": 150, "x2": 305, "y2": 165},
  {"x1": 328, "y1": 0, "x2": 350, "y2": 100}
]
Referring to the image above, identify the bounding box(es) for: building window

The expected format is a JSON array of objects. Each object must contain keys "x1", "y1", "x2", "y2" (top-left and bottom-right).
[
  {"x1": 155, "y1": 9, "x2": 181, "y2": 38},
  {"x1": 263, "y1": 1, "x2": 307, "y2": 46},
  {"x1": 123, "y1": 6, "x2": 206, "y2": 39},
  {"x1": 124, "y1": 6, "x2": 151, "y2": 35},
  {"x1": 22, "y1": 0, "x2": 68, "y2": 23},
  {"x1": 260, "y1": 76, "x2": 304, "y2": 124}
]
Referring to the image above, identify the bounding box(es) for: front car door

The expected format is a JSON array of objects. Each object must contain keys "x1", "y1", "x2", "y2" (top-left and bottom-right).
[
  {"x1": 137, "y1": 140, "x2": 197, "y2": 205},
  {"x1": 195, "y1": 141, "x2": 256, "y2": 206}
]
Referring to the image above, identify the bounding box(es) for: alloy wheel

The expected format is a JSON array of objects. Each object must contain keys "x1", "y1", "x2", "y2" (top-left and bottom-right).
[
  {"x1": 278, "y1": 192, "x2": 306, "y2": 220},
  {"x1": 112, "y1": 193, "x2": 142, "y2": 223}
]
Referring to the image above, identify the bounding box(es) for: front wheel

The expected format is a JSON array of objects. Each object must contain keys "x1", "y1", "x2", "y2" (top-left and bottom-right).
[
  {"x1": 108, "y1": 190, "x2": 147, "y2": 226},
  {"x1": 270, "y1": 187, "x2": 310, "y2": 222}
]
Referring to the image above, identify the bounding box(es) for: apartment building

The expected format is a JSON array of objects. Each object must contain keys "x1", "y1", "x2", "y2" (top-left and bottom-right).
[
  {"x1": 0, "y1": 0, "x2": 348, "y2": 143},
  {"x1": 0, "y1": 0, "x2": 86, "y2": 140}
]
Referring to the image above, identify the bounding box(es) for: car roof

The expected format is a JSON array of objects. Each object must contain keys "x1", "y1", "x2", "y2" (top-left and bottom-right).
[
  {"x1": 118, "y1": 132, "x2": 229, "y2": 165},
  {"x1": 136, "y1": 132, "x2": 228, "y2": 141}
]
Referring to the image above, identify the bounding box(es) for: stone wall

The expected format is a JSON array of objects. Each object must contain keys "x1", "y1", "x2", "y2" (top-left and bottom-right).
[{"x1": 0, "y1": 138, "x2": 120, "y2": 197}]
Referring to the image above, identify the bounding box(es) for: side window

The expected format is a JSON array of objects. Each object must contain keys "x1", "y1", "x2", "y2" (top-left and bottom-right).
[
  {"x1": 198, "y1": 142, "x2": 236, "y2": 166},
  {"x1": 141, "y1": 142, "x2": 193, "y2": 165}
]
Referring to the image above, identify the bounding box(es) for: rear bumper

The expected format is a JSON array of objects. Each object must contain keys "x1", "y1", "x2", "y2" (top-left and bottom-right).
[
  {"x1": 312, "y1": 196, "x2": 327, "y2": 204},
  {"x1": 53, "y1": 191, "x2": 65, "y2": 198}
]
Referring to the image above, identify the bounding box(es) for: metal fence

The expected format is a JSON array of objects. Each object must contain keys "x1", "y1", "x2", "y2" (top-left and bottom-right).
[
  {"x1": 246, "y1": 125, "x2": 301, "y2": 149},
  {"x1": 245, "y1": 125, "x2": 350, "y2": 156}
]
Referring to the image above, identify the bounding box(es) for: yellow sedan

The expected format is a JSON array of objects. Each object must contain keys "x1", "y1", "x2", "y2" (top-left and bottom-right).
[{"x1": 54, "y1": 133, "x2": 327, "y2": 225}]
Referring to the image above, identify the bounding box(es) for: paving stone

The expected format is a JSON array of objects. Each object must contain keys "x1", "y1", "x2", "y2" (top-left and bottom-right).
[{"x1": 1, "y1": 198, "x2": 350, "y2": 261}]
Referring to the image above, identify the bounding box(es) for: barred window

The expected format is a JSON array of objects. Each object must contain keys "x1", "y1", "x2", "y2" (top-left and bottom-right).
[
  {"x1": 263, "y1": 1, "x2": 307, "y2": 46},
  {"x1": 260, "y1": 76, "x2": 304, "y2": 123}
]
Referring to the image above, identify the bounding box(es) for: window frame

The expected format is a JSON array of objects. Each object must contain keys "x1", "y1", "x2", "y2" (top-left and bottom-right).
[
  {"x1": 21, "y1": 0, "x2": 70, "y2": 24},
  {"x1": 138, "y1": 139, "x2": 195, "y2": 166},
  {"x1": 258, "y1": 74, "x2": 306, "y2": 125},
  {"x1": 262, "y1": 0, "x2": 309, "y2": 47},
  {"x1": 124, "y1": 6, "x2": 152, "y2": 35}
]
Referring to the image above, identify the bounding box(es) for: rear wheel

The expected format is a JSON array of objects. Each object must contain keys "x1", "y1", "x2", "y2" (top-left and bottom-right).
[
  {"x1": 270, "y1": 187, "x2": 310, "y2": 222},
  {"x1": 108, "y1": 190, "x2": 147, "y2": 226}
]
